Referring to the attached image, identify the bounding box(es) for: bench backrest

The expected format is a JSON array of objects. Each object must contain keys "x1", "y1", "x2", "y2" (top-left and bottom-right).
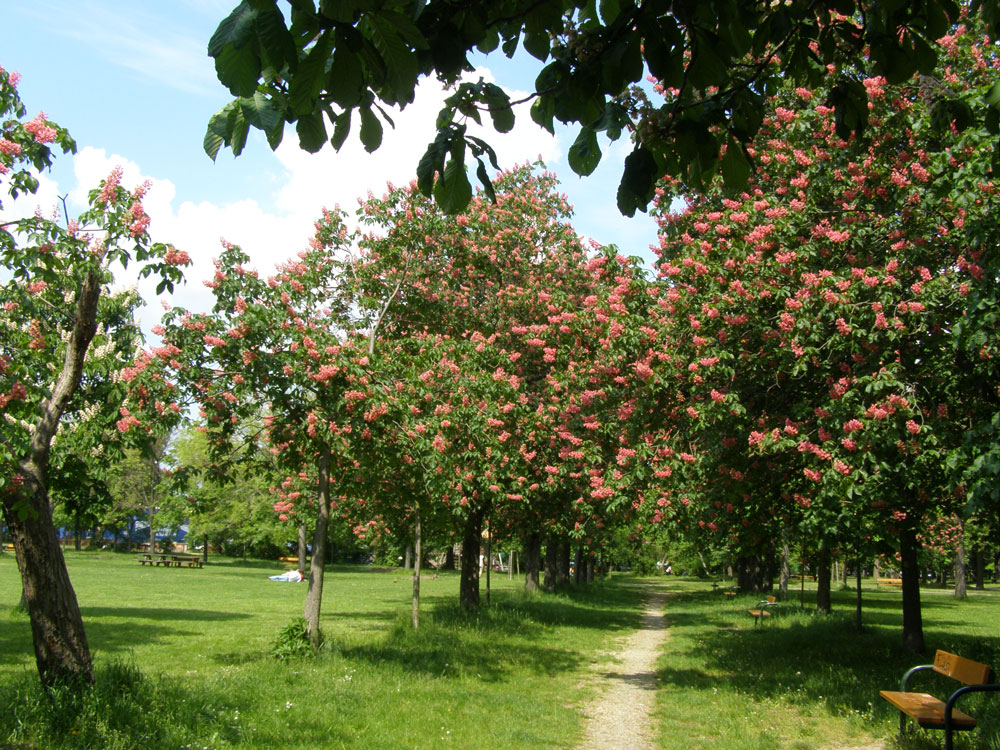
[{"x1": 933, "y1": 650, "x2": 993, "y2": 685}]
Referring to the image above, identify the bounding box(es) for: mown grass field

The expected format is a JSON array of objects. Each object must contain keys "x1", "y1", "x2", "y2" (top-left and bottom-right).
[{"x1": 1, "y1": 551, "x2": 999, "y2": 749}]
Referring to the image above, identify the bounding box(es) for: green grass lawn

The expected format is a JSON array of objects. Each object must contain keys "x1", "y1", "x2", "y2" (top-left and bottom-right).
[
  {"x1": 0, "y1": 551, "x2": 646, "y2": 750},
  {"x1": 2, "y1": 552, "x2": 999, "y2": 749},
  {"x1": 653, "y1": 579, "x2": 1000, "y2": 750}
]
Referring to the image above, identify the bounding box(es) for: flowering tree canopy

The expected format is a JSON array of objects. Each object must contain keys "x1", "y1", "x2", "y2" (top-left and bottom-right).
[
  {"x1": 642, "y1": 16, "x2": 999, "y2": 650},
  {"x1": 0, "y1": 65, "x2": 189, "y2": 686}
]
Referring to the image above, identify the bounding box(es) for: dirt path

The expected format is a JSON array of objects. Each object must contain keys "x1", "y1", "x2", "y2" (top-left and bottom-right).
[{"x1": 577, "y1": 585, "x2": 669, "y2": 750}]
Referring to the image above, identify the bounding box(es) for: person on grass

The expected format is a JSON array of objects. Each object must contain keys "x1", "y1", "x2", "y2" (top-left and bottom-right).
[{"x1": 269, "y1": 569, "x2": 305, "y2": 582}]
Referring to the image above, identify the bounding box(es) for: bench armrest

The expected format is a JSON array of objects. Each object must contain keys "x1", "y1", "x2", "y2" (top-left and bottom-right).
[
  {"x1": 945, "y1": 683, "x2": 1000, "y2": 732},
  {"x1": 901, "y1": 664, "x2": 935, "y2": 692}
]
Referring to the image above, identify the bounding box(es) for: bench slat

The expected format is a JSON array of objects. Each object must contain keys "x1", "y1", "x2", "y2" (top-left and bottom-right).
[
  {"x1": 934, "y1": 651, "x2": 992, "y2": 685},
  {"x1": 879, "y1": 690, "x2": 977, "y2": 729}
]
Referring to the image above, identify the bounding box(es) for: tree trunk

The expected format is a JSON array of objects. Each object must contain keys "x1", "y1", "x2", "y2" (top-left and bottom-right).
[
  {"x1": 778, "y1": 537, "x2": 790, "y2": 599},
  {"x1": 557, "y1": 541, "x2": 571, "y2": 585},
  {"x1": 202, "y1": 534, "x2": 209, "y2": 564},
  {"x1": 148, "y1": 505, "x2": 156, "y2": 553},
  {"x1": 412, "y1": 502, "x2": 421, "y2": 630},
  {"x1": 3, "y1": 481, "x2": 93, "y2": 687},
  {"x1": 974, "y1": 547, "x2": 985, "y2": 590},
  {"x1": 542, "y1": 536, "x2": 557, "y2": 591},
  {"x1": 459, "y1": 507, "x2": 483, "y2": 610},
  {"x1": 585, "y1": 552, "x2": 595, "y2": 582},
  {"x1": 899, "y1": 525, "x2": 925, "y2": 654},
  {"x1": 297, "y1": 524, "x2": 307, "y2": 571},
  {"x1": 303, "y1": 449, "x2": 332, "y2": 648},
  {"x1": 855, "y1": 552, "x2": 863, "y2": 632},
  {"x1": 573, "y1": 546, "x2": 583, "y2": 585},
  {"x1": 524, "y1": 532, "x2": 541, "y2": 592},
  {"x1": 816, "y1": 548, "x2": 832, "y2": 614},
  {"x1": 953, "y1": 526, "x2": 967, "y2": 600},
  {"x1": 485, "y1": 514, "x2": 492, "y2": 607},
  {"x1": 404, "y1": 544, "x2": 412, "y2": 571},
  {"x1": 736, "y1": 555, "x2": 765, "y2": 593},
  {"x1": 442, "y1": 545, "x2": 456, "y2": 571}
]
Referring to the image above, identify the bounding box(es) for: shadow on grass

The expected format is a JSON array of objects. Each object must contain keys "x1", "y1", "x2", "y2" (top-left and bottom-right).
[
  {"x1": 337, "y1": 578, "x2": 653, "y2": 683},
  {"x1": 658, "y1": 586, "x2": 1000, "y2": 748}
]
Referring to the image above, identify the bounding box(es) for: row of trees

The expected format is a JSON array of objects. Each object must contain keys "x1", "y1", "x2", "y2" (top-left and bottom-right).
[
  {"x1": 121, "y1": 13, "x2": 1000, "y2": 656},
  {"x1": 3, "y1": 5, "x2": 999, "y2": 687}
]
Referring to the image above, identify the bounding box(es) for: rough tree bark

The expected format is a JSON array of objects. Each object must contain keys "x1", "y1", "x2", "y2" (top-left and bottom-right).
[
  {"x1": 297, "y1": 524, "x2": 307, "y2": 571},
  {"x1": 953, "y1": 527, "x2": 967, "y2": 600},
  {"x1": 303, "y1": 448, "x2": 332, "y2": 647},
  {"x1": 557, "y1": 542, "x2": 571, "y2": 585},
  {"x1": 816, "y1": 548, "x2": 832, "y2": 614},
  {"x1": 411, "y1": 502, "x2": 421, "y2": 629},
  {"x1": 459, "y1": 506, "x2": 483, "y2": 610},
  {"x1": 542, "y1": 536, "x2": 557, "y2": 591},
  {"x1": 899, "y1": 525, "x2": 925, "y2": 654},
  {"x1": 523, "y1": 532, "x2": 541, "y2": 592},
  {"x1": 778, "y1": 537, "x2": 791, "y2": 599},
  {"x1": 1, "y1": 269, "x2": 102, "y2": 687}
]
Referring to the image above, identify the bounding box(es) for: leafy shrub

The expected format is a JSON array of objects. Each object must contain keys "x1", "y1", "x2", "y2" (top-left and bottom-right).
[{"x1": 271, "y1": 617, "x2": 317, "y2": 659}]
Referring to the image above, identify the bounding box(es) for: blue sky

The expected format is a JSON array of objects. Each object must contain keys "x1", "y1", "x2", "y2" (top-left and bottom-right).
[{"x1": 4, "y1": 0, "x2": 659, "y2": 327}]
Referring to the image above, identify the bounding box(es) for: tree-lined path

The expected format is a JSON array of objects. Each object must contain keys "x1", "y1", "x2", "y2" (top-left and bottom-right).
[{"x1": 578, "y1": 585, "x2": 669, "y2": 750}]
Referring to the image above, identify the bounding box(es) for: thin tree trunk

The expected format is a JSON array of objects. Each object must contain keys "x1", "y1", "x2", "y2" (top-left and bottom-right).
[
  {"x1": 953, "y1": 525, "x2": 967, "y2": 600},
  {"x1": 816, "y1": 548, "x2": 832, "y2": 614},
  {"x1": 202, "y1": 534, "x2": 209, "y2": 564},
  {"x1": 855, "y1": 552, "x2": 863, "y2": 631},
  {"x1": 148, "y1": 505, "x2": 156, "y2": 553},
  {"x1": 523, "y1": 533, "x2": 541, "y2": 592},
  {"x1": 900, "y1": 525, "x2": 925, "y2": 654},
  {"x1": 412, "y1": 502, "x2": 421, "y2": 630},
  {"x1": 459, "y1": 507, "x2": 483, "y2": 610},
  {"x1": 404, "y1": 544, "x2": 412, "y2": 571},
  {"x1": 974, "y1": 546, "x2": 985, "y2": 590},
  {"x1": 778, "y1": 536, "x2": 790, "y2": 599},
  {"x1": 303, "y1": 449, "x2": 332, "y2": 648},
  {"x1": 542, "y1": 536, "x2": 557, "y2": 591},
  {"x1": 297, "y1": 524, "x2": 307, "y2": 571},
  {"x1": 485, "y1": 514, "x2": 492, "y2": 607},
  {"x1": 573, "y1": 546, "x2": 583, "y2": 585},
  {"x1": 557, "y1": 541, "x2": 570, "y2": 585}
]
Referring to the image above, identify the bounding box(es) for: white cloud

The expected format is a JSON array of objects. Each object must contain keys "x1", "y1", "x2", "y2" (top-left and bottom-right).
[
  {"x1": 6, "y1": 67, "x2": 567, "y2": 334},
  {"x1": 271, "y1": 68, "x2": 561, "y2": 224}
]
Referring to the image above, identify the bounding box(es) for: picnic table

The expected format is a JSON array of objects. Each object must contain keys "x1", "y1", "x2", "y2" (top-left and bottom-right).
[{"x1": 137, "y1": 554, "x2": 204, "y2": 568}]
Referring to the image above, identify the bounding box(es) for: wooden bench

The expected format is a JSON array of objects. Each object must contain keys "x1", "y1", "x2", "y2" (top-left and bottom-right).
[
  {"x1": 880, "y1": 650, "x2": 1000, "y2": 750},
  {"x1": 877, "y1": 577, "x2": 903, "y2": 587},
  {"x1": 278, "y1": 556, "x2": 299, "y2": 563},
  {"x1": 747, "y1": 595, "x2": 778, "y2": 625}
]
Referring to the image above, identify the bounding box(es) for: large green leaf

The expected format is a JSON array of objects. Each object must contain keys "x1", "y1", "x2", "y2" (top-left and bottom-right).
[
  {"x1": 255, "y1": 6, "x2": 297, "y2": 69},
  {"x1": 433, "y1": 148, "x2": 472, "y2": 214},
  {"x1": 568, "y1": 126, "x2": 602, "y2": 176},
  {"x1": 483, "y1": 83, "x2": 514, "y2": 133},
  {"x1": 359, "y1": 106, "x2": 384, "y2": 152},
  {"x1": 208, "y1": 1, "x2": 258, "y2": 57},
  {"x1": 366, "y1": 14, "x2": 420, "y2": 102},
  {"x1": 296, "y1": 110, "x2": 328, "y2": 152},
  {"x1": 720, "y1": 139, "x2": 750, "y2": 191},
  {"x1": 331, "y1": 109, "x2": 352, "y2": 150},
  {"x1": 290, "y1": 32, "x2": 334, "y2": 115},
  {"x1": 214, "y1": 43, "x2": 263, "y2": 97}
]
